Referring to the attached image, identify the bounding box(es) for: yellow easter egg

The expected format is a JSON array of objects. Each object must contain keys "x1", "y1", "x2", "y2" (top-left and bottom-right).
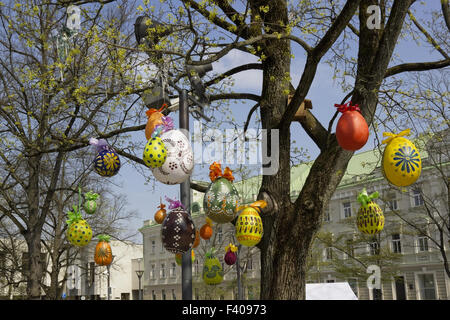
[
  {"x1": 356, "y1": 202, "x2": 385, "y2": 235},
  {"x1": 382, "y1": 137, "x2": 421, "y2": 187},
  {"x1": 235, "y1": 207, "x2": 263, "y2": 247},
  {"x1": 143, "y1": 137, "x2": 167, "y2": 168}
]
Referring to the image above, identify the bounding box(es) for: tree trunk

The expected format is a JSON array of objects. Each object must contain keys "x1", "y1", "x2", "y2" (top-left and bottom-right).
[{"x1": 258, "y1": 0, "x2": 414, "y2": 299}]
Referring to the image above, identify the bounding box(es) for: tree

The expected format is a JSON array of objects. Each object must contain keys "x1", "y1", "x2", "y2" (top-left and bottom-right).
[
  {"x1": 128, "y1": 0, "x2": 448, "y2": 299},
  {"x1": 1, "y1": 0, "x2": 449, "y2": 300},
  {"x1": 0, "y1": 0, "x2": 147, "y2": 298}
]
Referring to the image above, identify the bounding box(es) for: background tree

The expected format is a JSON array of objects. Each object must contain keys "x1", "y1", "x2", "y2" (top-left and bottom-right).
[{"x1": 1, "y1": 0, "x2": 449, "y2": 300}]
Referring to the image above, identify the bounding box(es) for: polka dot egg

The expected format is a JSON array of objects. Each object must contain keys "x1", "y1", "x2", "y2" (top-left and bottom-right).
[
  {"x1": 143, "y1": 137, "x2": 167, "y2": 168},
  {"x1": 67, "y1": 219, "x2": 92, "y2": 247}
]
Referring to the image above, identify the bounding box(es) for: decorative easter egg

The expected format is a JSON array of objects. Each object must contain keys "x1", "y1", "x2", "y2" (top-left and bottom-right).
[
  {"x1": 224, "y1": 244, "x2": 238, "y2": 266},
  {"x1": 236, "y1": 207, "x2": 263, "y2": 247},
  {"x1": 84, "y1": 200, "x2": 97, "y2": 215},
  {"x1": 67, "y1": 219, "x2": 92, "y2": 247},
  {"x1": 175, "y1": 250, "x2": 195, "y2": 266},
  {"x1": 161, "y1": 207, "x2": 196, "y2": 254},
  {"x1": 94, "y1": 235, "x2": 113, "y2": 266},
  {"x1": 382, "y1": 129, "x2": 421, "y2": 187},
  {"x1": 204, "y1": 178, "x2": 240, "y2": 224},
  {"x1": 145, "y1": 108, "x2": 164, "y2": 140},
  {"x1": 152, "y1": 129, "x2": 194, "y2": 185},
  {"x1": 143, "y1": 137, "x2": 167, "y2": 168},
  {"x1": 154, "y1": 201, "x2": 167, "y2": 224},
  {"x1": 356, "y1": 188, "x2": 385, "y2": 235},
  {"x1": 335, "y1": 102, "x2": 369, "y2": 151},
  {"x1": 202, "y1": 249, "x2": 223, "y2": 285},
  {"x1": 200, "y1": 218, "x2": 213, "y2": 240},
  {"x1": 192, "y1": 230, "x2": 200, "y2": 248},
  {"x1": 357, "y1": 202, "x2": 385, "y2": 235},
  {"x1": 94, "y1": 148, "x2": 121, "y2": 177}
]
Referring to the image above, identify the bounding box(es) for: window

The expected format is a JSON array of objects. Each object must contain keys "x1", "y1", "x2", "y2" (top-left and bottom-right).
[
  {"x1": 172, "y1": 289, "x2": 176, "y2": 300},
  {"x1": 170, "y1": 263, "x2": 176, "y2": 278},
  {"x1": 387, "y1": 193, "x2": 398, "y2": 211},
  {"x1": 326, "y1": 279, "x2": 335, "y2": 283},
  {"x1": 418, "y1": 236, "x2": 429, "y2": 252},
  {"x1": 160, "y1": 242, "x2": 165, "y2": 253},
  {"x1": 162, "y1": 289, "x2": 166, "y2": 300},
  {"x1": 343, "y1": 202, "x2": 352, "y2": 218},
  {"x1": 247, "y1": 258, "x2": 253, "y2": 270},
  {"x1": 160, "y1": 263, "x2": 166, "y2": 278},
  {"x1": 151, "y1": 240, "x2": 156, "y2": 254},
  {"x1": 324, "y1": 209, "x2": 331, "y2": 222},
  {"x1": 369, "y1": 241, "x2": 379, "y2": 256},
  {"x1": 417, "y1": 274, "x2": 436, "y2": 300},
  {"x1": 217, "y1": 226, "x2": 223, "y2": 243},
  {"x1": 150, "y1": 264, "x2": 156, "y2": 279},
  {"x1": 392, "y1": 234, "x2": 402, "y2": 254},
  {"x1": 152, "y1": 290, "x2": 156, "y2": 300},
  {"x1": 413, "y1": 189, "x2": 424, "y2": 207},
  {"x1": 325, "y1": 247, "x2": 333, "y2": 261},
  {"x1": 194, "y1": 260, "x2": 199, "y2": 275}
]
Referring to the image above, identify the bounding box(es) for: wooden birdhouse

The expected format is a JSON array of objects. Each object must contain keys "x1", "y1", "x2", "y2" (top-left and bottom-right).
[{"x1": 288, "y1": 95, "x2": 312, "y2": 121}]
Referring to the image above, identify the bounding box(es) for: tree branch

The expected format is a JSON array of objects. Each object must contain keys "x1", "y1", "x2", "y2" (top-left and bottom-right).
[{"x1": 384, "y1": 59, "x2": 450, "y2": 78}]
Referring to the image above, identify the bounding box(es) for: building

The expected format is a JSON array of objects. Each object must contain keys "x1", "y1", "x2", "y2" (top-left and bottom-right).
[
  {"x1": 65, "y1": 240, "x2": 143, "y2": 300},
  {"x1": 139, "y1": 134, "x2": 449, "y2": 300}
]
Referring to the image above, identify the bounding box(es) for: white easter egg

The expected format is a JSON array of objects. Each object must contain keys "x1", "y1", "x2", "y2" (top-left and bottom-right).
[{"x1": 152, "y1": 129, "x2": 194, "y2": 184}]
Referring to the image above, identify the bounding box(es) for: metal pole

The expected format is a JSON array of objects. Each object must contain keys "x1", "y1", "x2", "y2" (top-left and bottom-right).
[
  {"x1": 107, "y1": 265, "x2": 110, "y2": 300},
  {"x1": 138, "y1": 277, "x2": 142, "y2": 300},
  {"x1": 236, "y1": 244, "x2": 243, "y2": 300},
  {"x1": 179, "y1": 89, "x2": 192, "y2": 300}
]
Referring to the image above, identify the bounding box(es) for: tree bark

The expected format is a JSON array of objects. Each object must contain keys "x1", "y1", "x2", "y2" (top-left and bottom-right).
[{"x1": 258, "y1": 0, "x2": 415, "y2": 299}]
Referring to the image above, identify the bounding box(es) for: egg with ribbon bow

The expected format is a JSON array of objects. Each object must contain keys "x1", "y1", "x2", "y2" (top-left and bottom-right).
[
  {"x1": 202, "y1": 248, "x2": 223, "y2": 285},
  {"x1": 224, "y1": 243, "x2": 238, "y2": 266},
  {"x1": 161, "y1": 197, "x2": 196, "y2": 254},
  {"x1": 83, "y1": 191, "x2": 99, "y2": 215},
  {"x1": 203, "y1": 162, "x2": 240, "y2": 224},
  {"x1": 335, "y1": 101, "x2": 369, "y2": 151},
  {"x1": 356, "y1": 188, "x2": 385, "y2": 235},
  {"x1": 382, "y1": 129, "x2": 421, "y2": 187},
  {"x1": 90, "y1": 138, "x2": 121, "y2": 177},
  {"x1": 235, "y1": 200, "x2": 266, "y2": 247}
]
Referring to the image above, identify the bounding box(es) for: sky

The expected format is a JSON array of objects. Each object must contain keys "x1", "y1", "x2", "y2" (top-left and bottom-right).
[{"x1": 106, "y1": 1, "x2": 446, "y2": 243}]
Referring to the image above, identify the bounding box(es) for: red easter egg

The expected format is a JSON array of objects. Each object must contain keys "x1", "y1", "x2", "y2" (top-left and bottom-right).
[{"x1": 336, "y1": 110, "x2": 369, "y2": 151}]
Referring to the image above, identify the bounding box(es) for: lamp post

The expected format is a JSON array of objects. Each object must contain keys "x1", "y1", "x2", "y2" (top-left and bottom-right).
[
  {"x1": 107, "y1": 255, "x2": 115, "y2": 300},
  {"x1": 236, "y1": 244, "x2": 243, "y2": 300},
  {"x1": 135, "y1": 258, "x2": 144, "y2": 300},
  {"x1": 135, "y1": 16, "x2": 212, "y2": 301}
]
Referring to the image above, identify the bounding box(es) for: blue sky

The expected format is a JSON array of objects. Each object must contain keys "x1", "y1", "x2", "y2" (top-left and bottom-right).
[{"x1": 109, "y1": 1, "x2": 446, "y2": 243}]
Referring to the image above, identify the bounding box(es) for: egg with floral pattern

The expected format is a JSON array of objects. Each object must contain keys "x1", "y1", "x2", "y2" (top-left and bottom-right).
[
  {"x1": 143, "y1": 137, "x2": 167, "y2": 168},
  {"x1": 152, "y1": 129, "x2": 194, "y2": 185},
  {"x1": 94, "y1": 149, "x2": 121, "y2": 177},
  {"x1": 204, "y1": 177, "x2": 240, "y2": 223},
  {"x1": 382, "y1": 136, "x2": 421, "y2": 187}
]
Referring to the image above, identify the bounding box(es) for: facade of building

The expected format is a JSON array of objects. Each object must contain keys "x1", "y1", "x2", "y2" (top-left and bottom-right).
[
  {"x1": 65, "y1": 240, "x2": 143, "y2": 300},
  {"x1": 139, "y1": 137, "x2": 449, "y2": 300},
  {"x1": 0, "y1": 239, "x2": 142, "y2": 299}
]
